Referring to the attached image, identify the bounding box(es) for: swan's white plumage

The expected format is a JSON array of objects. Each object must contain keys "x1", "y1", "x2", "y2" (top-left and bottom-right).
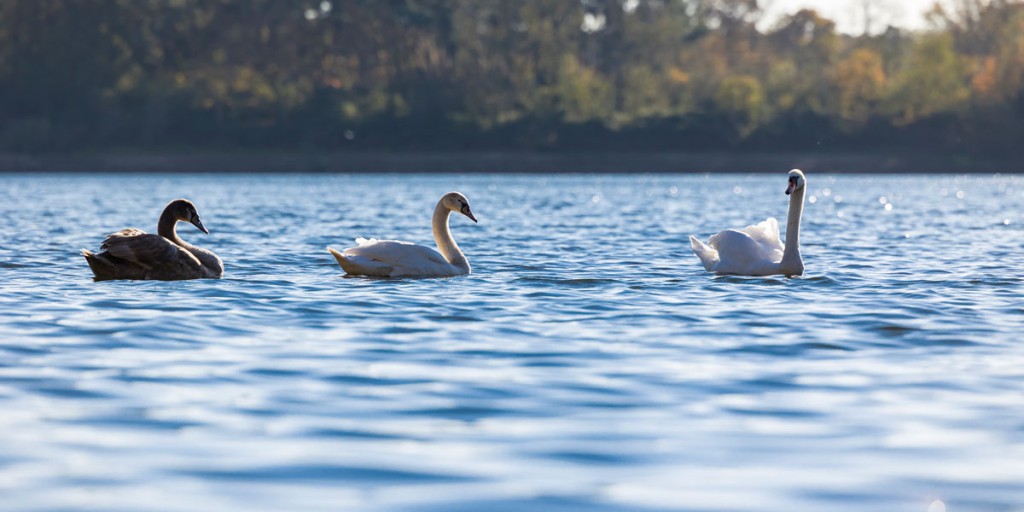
[
  {"x1": 690, "y1": 218, "x2": 784, "y2": 275},
  {"x1": 328, "y1": 192, "x2": 477, "y2": 278},
  {"x1": 690, "y1": 169, "x2": 806, "y2": 277},
  {"x1": 329, "y1": 238, "x2": 462, "y2": 278}
]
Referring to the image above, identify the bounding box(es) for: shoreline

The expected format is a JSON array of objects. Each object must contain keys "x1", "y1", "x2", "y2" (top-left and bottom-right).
[{"x1": 1, "y1": 151, "x2": 1020, "y2": 173}]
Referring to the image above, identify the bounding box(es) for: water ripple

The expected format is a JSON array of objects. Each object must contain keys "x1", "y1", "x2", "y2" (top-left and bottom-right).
[{"x1": 0, "y1": 173, "x2": 1023, "y2": 511}]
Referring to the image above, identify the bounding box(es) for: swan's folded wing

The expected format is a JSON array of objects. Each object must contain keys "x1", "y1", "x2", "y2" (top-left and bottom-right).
[
  {"x1": 739, "y1": 218, "x2": 782, "y2": 247},
  {"x1": 709, "y1": 229, "x2": 762, "y2": 258},
  {"x1": 99, "y1": 228, "x2": 147, "y2": 248},
  {"x1": 346, "y1": 239, "x2": 449, "y2": 265},
  {"x1": 344, "y1": 239, "x2": 453, "y2": 276},
  {"x1": 739, "y1": 218, "x2": 785, "y2": 260},
  {"x1": 101, "y1": 230, "x2": 197, "y2": 269},
  {"x1": 707, "y1": 227, "x2": 782, "y2": 275}
]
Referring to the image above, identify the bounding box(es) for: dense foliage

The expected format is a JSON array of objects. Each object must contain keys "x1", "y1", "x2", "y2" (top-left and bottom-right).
[{"x1": 1, "y1": 0, "x2": 1022, "y2": 155}]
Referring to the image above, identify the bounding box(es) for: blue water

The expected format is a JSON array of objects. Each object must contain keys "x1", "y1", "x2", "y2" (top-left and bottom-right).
[{"x1": 1, "y1": 173, "x2": 1022, "y2": 511}]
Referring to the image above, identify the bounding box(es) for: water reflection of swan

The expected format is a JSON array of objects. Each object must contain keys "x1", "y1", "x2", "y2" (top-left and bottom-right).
[
  {"x1": 328, "y1": 192, "x2": 478, "y2": 278},
  {"x1": 690, "y1": 169, "x2": 806, "y2": 277},
  {"x1": 82, "y1": 199, "x2": 224, "y2": 281}
]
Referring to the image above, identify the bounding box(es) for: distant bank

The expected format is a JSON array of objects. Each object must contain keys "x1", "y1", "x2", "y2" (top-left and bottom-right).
[{"x1": 0, "y1": 151, "x2": 1020, "y2": 173}]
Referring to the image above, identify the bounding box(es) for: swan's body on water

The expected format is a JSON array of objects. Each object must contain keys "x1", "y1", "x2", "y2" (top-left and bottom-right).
[
  {"x1": 328, "y1": 192, "x2": 478, "y2": 278},
  {"x1": 690, "y1": 169, "x2": 806, "y2": 277},
  {"x1": 82, "y1": 199, "x2": 224, "y2": 281}
]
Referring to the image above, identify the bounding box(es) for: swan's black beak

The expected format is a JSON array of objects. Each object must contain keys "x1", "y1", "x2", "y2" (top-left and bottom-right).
[
  {"x1": 786, "y1": 178, "x2": 797, "y2": 195},
  {"x1": 461, "y1": 205, "x2": 478, "y2": 223},
  {"x1": 191, "y1": 216, "x2": 210, "y2": 234}
]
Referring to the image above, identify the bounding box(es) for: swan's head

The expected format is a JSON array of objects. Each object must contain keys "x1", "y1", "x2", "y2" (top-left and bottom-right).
[
  {"x1": 786, "y1": 169, "x2": 806, "y2": 196},
  {"x1": 168, "y1": 198, "x2": 209, "y2": 234},
  {"x1": 442, "y1": 192, "x2": 477, "y2": 223}
]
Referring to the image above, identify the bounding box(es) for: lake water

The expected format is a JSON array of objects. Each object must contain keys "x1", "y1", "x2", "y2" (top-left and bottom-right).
[{"x1": 1, "y1": 172, "x2": 1022, "y2": 511}]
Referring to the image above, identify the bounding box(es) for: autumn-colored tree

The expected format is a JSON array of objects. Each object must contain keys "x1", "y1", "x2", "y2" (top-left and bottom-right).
[{"x1": 831, "y1": 48, "x2": 887, "y2": 125}]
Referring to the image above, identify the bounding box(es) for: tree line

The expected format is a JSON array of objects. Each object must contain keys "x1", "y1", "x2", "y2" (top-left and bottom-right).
[{"x1": 1, "y1": 0, "x2": 1022, "y2": 156}]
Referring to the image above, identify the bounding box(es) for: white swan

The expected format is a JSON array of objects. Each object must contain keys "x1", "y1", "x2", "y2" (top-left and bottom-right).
[
  {"x1": 690, "y1": 169, "x2": 806, "y2": 277},
  {"x1": 327, "y1": 192, "x2": 478, "y2": 278}
]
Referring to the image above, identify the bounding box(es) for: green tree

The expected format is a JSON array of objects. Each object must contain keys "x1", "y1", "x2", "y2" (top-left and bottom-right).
[
  {"x1": 0, "y1": 0, "x2": 138, "y2": 148},
  {"x1": 885, "y1": 33, "x2": 969, "y2": 124},
  {"x1": 713, "y1": 75, "x2": 765, "y2": 137}
]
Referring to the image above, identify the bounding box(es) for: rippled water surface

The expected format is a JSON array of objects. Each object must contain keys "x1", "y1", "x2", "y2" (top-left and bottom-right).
[{"x1": 1, "y1": 172, "x2": 1023, "y2": 511}]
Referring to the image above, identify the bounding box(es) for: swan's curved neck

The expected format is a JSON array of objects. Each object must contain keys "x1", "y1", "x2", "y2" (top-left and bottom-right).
[
  {"x1": 432, "y1": 200, "x2": 469, "y2": 272},
  {"x1": 781, "y1": 186, "x2": 804, "y2": 272},
  {"x1": 157, "y1": 207, "x2": 185, "y2": 246}
]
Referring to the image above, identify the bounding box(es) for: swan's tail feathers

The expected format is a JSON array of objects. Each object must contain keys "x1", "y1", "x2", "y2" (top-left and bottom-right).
[
  {"x1": 689, "y1": 235, "x2": 719, "y2": 272},
  {"x1": 327, "y1": 247, "x2": 349, "y2": 268},
  {"x1": 82, "y1": 249, "x2": 114, "y2": 278},
  {"x1": 327, "y1": 247, "x2": 393, "y2": 277}
]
